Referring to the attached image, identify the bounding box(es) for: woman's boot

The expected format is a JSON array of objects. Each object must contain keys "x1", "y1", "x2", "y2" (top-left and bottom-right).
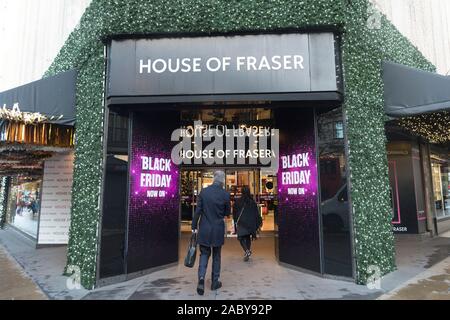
[{"x1": 243, "y1": 250, "x2": 251, "y2": 262}]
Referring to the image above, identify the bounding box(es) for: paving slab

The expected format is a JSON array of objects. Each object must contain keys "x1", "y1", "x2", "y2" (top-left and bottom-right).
[
  {"x1": 0, "y1": 227, "x2": 88, "y2": 300},
  {"x1": 378, "y1": 257, "x2": 450, "y2": 300},
  {"x1": 0, "y1": 245, "x2": 47, "y2": 300},
  {"x1": 1, "y1": 226, "x2": 449, "y2": 300},
  {"x1": 84, "y1": 236, "x2": 381, "y2": 300}
]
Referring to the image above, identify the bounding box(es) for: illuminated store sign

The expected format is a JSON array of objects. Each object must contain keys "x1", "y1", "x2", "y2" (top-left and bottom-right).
[
  {"x1": 131, "y1": 155, "x2": 177, "y2": 199},
  {"x1": 138, "y1": 157, "x2": 173, "y2": 192},
  {"x1": 127, "y1": 113, "x2": 179, "y2": 273},
  {"x1": 139, "y1": 55, "x2": 305, "y2": 74},
  {"x1": 280, "y1": 153, "x2": 313, "y2": 194},
  {"x1": 276, "y1": 108, "x2": 320, "y2": 271},
  {"x1": 279, "y1": 152, "x2": 316, "y2": 196},
  {"x1": 108, "y1": 33, "x2": 338, "y2": 97}
]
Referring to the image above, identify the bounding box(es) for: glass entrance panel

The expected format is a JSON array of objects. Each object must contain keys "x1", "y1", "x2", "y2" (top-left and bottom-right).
[
  {"x1": 259, "y1": 170, "x2": 278, "y2": 232},
  {"x1": 180, "y1": 168, "x2": 277, "y2": 234},
  {"x1": 180, "y1": 169, "x2": 216, "y2": 232}
]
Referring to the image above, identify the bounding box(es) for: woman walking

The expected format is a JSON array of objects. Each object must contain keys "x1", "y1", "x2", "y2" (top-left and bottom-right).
[{"x1": 233, "y1": 186, "x2": 262, "y2": 262}]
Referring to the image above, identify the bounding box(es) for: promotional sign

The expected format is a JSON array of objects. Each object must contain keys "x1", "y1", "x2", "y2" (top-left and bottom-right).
[
  {"x1": 38, "y1": 152, "x2": 74, "y2": 245},
  {"x1": 127, "y1": 112, "x2": 179, "y2": 273},
  {"x1": 108, "y1": 33, "x2": 338, "y2": 98},
  {"x1": 277, "y1": 108, "x2": 320, "y2": 272}
]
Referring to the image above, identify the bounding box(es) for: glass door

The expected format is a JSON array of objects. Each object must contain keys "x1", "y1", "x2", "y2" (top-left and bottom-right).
[
  {"x1": 225, "y1": 169, "x2": 258, "y2": 237},
  {"x1": 180, "y1": 169, "x2": 215, "y2": 232},
  {"x1": 224, "y1": 169, "x2": 277, "y2": 236},
  {"x1": 180, "y1": 168, "x2": 278, "y2": 237}
]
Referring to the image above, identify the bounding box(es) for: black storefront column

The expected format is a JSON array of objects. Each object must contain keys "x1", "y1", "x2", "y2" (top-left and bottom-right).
[
  {"x1": 316, "y1": 107, "x2": 353, "y2": 277},
  {"x1": 126, "y1": 111, "x2": 180, "y2": 274},
  {"x1": 276, "y1": 108, "x2": 321, "y2": 273},
  {"x1": 99, "y1": 109, "x2": 181, "y2": 280},
  {"x1": 98, "y1": 111, "x2": 130, "y2": 280}
]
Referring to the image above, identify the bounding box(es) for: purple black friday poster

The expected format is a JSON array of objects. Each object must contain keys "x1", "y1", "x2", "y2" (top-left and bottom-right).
[
  {"x1": 276, "y1": 108, "x2": 320, "y2": 272},
  {"x1": 127, "y1": 112, "x2": 180, "y2": 273}
]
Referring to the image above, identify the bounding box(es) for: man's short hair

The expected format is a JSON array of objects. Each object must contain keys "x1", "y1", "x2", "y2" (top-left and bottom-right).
[{"x1": 213, "y1": 170, "x2": 225, "y2": 185}]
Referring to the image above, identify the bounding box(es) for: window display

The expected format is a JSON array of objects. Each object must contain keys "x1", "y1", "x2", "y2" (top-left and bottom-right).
[
  {"x1": 432, "y1": 158, "x2": 450, "y2": 219},
  {"x1": 6, "y1": 176, "x2": 42, "y2": 238}
]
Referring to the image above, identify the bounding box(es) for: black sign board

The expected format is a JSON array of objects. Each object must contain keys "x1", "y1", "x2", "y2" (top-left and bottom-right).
[{"x1": 107, "y1": 33, "x2": 339, "y2": 101}]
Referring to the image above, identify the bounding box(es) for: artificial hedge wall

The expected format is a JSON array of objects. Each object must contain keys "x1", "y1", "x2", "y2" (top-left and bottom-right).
[
  {"x1": 0, "y1": 177, "x2": 10, "y2": 229},
  {"x1": 45, "y1": 0, "x2": 434, "y2": 289}
]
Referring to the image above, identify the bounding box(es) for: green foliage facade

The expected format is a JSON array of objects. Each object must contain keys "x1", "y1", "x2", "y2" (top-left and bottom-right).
[{"x1": 44, "y1": 0, "x2": 434, "y2": 288}]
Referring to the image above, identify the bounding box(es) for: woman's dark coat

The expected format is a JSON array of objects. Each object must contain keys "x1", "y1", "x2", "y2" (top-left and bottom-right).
[{"x1": 233, "y1": 196, "x2": 261, "y2": 237}]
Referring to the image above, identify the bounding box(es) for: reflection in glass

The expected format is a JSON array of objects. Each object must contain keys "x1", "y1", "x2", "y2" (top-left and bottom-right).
[{"x1": 317, "y1": 107, "x2": 353, "y2": 277}]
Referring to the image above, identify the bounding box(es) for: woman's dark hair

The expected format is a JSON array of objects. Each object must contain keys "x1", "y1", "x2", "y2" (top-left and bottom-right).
[{"x1": 241, "y1": 186, "x2": 252, "y2": 202}]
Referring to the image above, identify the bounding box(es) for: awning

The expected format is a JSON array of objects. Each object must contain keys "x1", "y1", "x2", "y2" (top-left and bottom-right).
[
  {"x1": 0, "y1": 70, "x2": 77, "y2": 125},
  {"x1": 383, "y1": 61, "x2": 450, "y2": 117}
]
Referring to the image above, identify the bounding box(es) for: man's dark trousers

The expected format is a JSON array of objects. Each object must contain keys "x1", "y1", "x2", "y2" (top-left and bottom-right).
[{"x1": 198, "y1": 245, "x2": 222, "y2": 282}]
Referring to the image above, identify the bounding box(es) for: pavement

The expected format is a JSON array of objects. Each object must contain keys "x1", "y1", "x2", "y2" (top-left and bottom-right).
[
  {"x1": 378, "y1": 257, "x2": 450, "y2": 300},
  {"x1": 0, "y1": 226, "x2": 448, "y2": 300},
  {"x1": 0, "y1": 245, "x2": 47, "y2": 300},
  {"x1": 83, "y1": 235, "x2": 381, "y2": 300},
  {"x1": 0, "y1": 227, "x2": 88, "y2": 300},
  {"x1": 378, "y1": 230, "x2": 450, "y2": 300}
]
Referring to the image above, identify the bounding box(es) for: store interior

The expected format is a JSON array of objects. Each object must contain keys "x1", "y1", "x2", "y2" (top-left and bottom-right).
[
  {"x1": 6, "y1": 174, "x2": 42, "y2": 238},
  {"x1": 99, "y1": 105, "x2": 354, "y2": 279},
  {"x1": 180, "y1": 169, "x2": 278, "y2": 235}
]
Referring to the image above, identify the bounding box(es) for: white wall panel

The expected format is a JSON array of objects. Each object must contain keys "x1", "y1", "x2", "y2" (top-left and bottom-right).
[
  {"x1": 0, "y1": 0, "x2": 91, "y2": 91},
  {"x1": 372, "y1": 0, "x2": 450, "y2": 75},
  {"x1": 38, "y1": 152, "x2": 74, "y2": 245}
]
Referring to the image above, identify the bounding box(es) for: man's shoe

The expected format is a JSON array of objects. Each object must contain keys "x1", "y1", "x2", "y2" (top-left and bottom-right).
[
  {"x1": 197, "y1": 279, "x2": 205, "y2": 295},
  {"x1": 211, "y1": 281, "x2": 222, "y2": 291}
]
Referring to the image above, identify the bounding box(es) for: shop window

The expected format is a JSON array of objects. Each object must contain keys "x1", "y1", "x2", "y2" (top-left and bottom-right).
[
  {"x1": 432, "y1": 160, "x2": 450, "y2": 219},
  {"x1": 317, "y1": 107, "x2": 353, "y2": 277},
  {"x1": 334, "y1": 121, "x2": 344, "y2": 139},
  {"x1": 107, "y1": 113, "x2": 129, "y2": 151},
  {"x1": 6, "y1": 175, "x2": 42, "y2": 238}
]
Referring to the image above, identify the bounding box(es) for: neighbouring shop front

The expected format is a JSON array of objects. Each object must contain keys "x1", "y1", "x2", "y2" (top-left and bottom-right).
[
  {"x1": 383, "y1": 62, "x2": 450, "y2": 235},
  {"x1": 0, "y1": 71, "x2": 76, "y2": 245},
  {"x1": 21, "y1": 0, "x2": 448, "y2": 289}
]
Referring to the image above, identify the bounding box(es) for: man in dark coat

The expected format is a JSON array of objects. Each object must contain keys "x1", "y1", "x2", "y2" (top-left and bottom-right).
[{"x1": 192, "y1": 170, "x2": 230, "y2": 295}]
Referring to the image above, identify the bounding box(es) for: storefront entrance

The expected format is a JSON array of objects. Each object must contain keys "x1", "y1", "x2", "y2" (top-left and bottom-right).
[
  {"x1": 97, "y1": 32, "x2": 354, "y2": 286},
  {"x1": 180, "y1": 168, "x2": 278, "y2": 264},
  {"x1": 98, "y1": 106, "x2": 354, "y2": 285},
  {"x1": 180, "y1": 168, "x2": 278, "y2": 235}
]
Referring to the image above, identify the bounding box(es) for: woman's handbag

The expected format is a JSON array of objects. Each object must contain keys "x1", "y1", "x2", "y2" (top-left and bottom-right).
[
  {"x1": 235, "y1": 204, "x2": 246, "y2": 234},
  {"x1": 184, "y1": 233, "x2": 197, "y2": 268}
]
